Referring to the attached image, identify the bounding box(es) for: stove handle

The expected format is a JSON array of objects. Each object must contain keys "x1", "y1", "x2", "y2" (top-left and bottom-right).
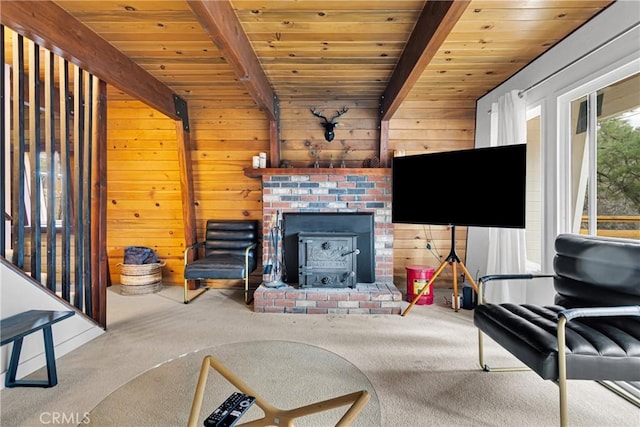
[
  {"x1": 341, "y1": 248, "x2": 360, "y2": 257},
  {"x1": 340, "y1": 271, "x2": 356, "y2": 284}
]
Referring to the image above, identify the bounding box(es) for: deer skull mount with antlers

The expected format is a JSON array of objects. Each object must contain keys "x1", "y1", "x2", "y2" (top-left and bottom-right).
[{"x1": 310, "y1": 107, "x2": 349, "y2": 142}]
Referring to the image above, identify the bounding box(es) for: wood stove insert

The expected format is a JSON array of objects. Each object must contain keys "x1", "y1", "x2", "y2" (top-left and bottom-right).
[
  {"x1": 298, "y1": 232, "x2": 359, "y2": 288},
  {"x1": 282, "y1": 212, "x2": 375, "y2": 285}
]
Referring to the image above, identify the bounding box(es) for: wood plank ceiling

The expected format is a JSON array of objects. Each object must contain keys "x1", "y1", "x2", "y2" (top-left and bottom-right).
[{"x1": 20, "y1": 0, "x2": 614, "y2": 115}]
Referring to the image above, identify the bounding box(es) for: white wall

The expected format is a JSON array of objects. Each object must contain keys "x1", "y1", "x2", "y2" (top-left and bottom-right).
[
  {"x1": 467, "y1": 1, "x2": 640, "y2": 304},
  {"x1": 0, "y1": 259, "x2": 104, "y2": 389}
]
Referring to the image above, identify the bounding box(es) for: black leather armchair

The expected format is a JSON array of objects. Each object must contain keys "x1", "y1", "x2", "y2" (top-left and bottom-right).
[
  {"x1": 474, "y1": 233, "x2": 640, "y2": 426},
  {"x1": 183, "y1": 220, "x2": 259, "y2": 304}
]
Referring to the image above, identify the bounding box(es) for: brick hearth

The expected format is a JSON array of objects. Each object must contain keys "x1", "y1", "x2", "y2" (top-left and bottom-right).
[
  {"x1": 250, "y1": 168, "x2": 398, "y2": 314},
  {"x1": 253, "y1": 282, "x2": 402, "y2": 314}
]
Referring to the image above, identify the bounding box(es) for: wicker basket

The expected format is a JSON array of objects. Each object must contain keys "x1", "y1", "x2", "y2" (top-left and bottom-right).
[{"x1": 118, "y1": 261, "x2": 165, "y2": 295}]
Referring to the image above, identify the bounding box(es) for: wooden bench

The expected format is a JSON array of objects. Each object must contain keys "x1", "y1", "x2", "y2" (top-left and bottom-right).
[{"x1": 1, "y1": 309, "x2": 75, "y2": 388}]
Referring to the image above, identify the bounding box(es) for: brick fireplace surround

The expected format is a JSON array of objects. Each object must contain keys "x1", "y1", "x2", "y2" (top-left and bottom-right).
[{"x1": 247, "y1": 168, "x2": 402, "y2": 314}]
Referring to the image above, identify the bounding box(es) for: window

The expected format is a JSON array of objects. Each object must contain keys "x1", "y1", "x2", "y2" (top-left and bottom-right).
[
  {"x1": 12, "y1": 107, "x2": 63, "y2": 229},
  {"x1": 569, "y1": 72, "x2": 640, "y2": 239},
  {"x1": 562, "y1": 67, "x2": 640, "y2": 404},
  {"x1": 37, "y1": 151, "x2": 63, "y2": 228},
  {"x1": 525, "y1": 105, "x2": 543, "y2": 269}
]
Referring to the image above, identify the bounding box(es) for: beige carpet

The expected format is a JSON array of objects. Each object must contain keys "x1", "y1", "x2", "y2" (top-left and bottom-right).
[
  {"x1": 1, "y1": 285, "x2": 638, "y2": 427},
  {"x1": 87, "y1": 340, "x2": 380, "y2": 426}
]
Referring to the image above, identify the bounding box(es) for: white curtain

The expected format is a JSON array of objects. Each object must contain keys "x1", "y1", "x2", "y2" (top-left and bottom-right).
[{"x1": 485, "y1": 90, "x2": 528, "y2": 303}]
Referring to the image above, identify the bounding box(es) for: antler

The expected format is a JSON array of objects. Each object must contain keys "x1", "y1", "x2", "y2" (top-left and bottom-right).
[
  {"x1": 330, "y1": 107, "x2": 349, "y2": 122},
  {"x1": 311, "y1": 108, "x2": 328, "y2": 122}
]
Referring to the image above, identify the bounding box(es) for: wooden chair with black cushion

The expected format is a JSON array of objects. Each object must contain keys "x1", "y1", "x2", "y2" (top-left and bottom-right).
[{"x1": 184, "y1": 220, "x2": 259, "y2": 304}]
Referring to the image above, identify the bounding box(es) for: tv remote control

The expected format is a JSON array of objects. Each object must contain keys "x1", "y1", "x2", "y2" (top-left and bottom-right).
[{"x1": 204, "y1": 392, "x2": 256, "y2": 427}]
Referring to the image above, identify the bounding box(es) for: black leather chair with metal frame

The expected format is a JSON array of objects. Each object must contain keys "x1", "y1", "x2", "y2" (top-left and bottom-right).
[
  {"x1": 183, "y1": 220, "x2": 259, "y2": 304},
  {"x1": 474, "y1": 233, "x2": 640, "y2": 426}
]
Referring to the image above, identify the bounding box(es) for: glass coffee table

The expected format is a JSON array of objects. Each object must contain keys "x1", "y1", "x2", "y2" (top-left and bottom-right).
[
  {"x1": 188, "y1": 352, "x2": 371, "y2": 426},
  {"x1": 87, "y1": 340, "x2": 380, "y2": 426}
]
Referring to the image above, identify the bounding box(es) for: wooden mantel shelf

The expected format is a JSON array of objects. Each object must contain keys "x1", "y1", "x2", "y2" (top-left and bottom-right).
[{"x1": 244, "y1": 167, "x2": 390, "y2": 178}]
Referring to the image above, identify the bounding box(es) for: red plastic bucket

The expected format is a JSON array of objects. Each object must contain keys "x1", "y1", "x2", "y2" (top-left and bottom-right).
[{"x1": 406, "y1": 265, "x2": 435, "y2": 305}]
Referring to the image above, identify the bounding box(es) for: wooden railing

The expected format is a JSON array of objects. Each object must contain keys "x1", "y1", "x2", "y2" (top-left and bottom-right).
[
  {"x1": 580, "y1": 216, "x2": 640, "y2": 239},
  {"x1": 1, "y1": 26, "x2": 108, "y2": 327}
]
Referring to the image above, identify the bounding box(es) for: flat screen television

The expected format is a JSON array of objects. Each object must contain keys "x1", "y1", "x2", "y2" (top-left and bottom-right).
[{"x1": 392, "y1": 144, "x2": 526, "y2": 228}]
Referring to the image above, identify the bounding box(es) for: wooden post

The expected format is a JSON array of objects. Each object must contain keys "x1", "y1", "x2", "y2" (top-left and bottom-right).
[
  {"x1": 379, "y1": 120, "x2": 390, "y2": 168},
  {"x1": 269, "y1": 118, "x2": 280, "y2": 168},
  {"x1": 91, "y1": 78, "x2": 108, "y2": 328},
  {"x1": 11, "y1": 32, "x2": 26, "y2": 270},
  {"x1": 28, "y1": 40, "x2": 42, "y2": 281},
  {"x1": 44, "y1": 49, "x2": 57, "y2": 292},
  {"x1": 59, "y1": 58, "x2": 72, "y2": 302},
  {"x1": 175, "y1": 102, "x2": 197, "y2": 289},
  {"x1": 73, "y1": 64, "x2": 84, "y2": 309}
]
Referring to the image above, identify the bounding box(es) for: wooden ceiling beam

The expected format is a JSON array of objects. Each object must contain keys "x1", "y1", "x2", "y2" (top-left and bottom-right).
[
  {"x1": 380, "y1": 0, "x2": 470, "y2": 121},
  {"x1": 188, "y1": 0, "x2": 278, "y2": 121},
  {"x1": 0, "y1": 1, "x2": 180, "y2": 120}
]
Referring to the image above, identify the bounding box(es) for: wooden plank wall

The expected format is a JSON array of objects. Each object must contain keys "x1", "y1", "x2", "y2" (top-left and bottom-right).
[
  {"x1": 106, "y1": 100, "x2": 185, "y2": 285},
  {"x1": 188, "y1": 101, "x2": 268, "y2": 287},
  {"x1": 279, "y1": 99, "x2": 381, "y2": 168},
  {"x1": 105, "y1": 97, "x2": 476, "y2": 289},
  {"x1": 106, "y1": 99, "x2": 269, "y2": 287},
  {"x1": 188, "y1": 100, "x2": 267, "y2": 222},
  {"x1": 389, "y1": 99, "x2": 476, "y2": 288}
]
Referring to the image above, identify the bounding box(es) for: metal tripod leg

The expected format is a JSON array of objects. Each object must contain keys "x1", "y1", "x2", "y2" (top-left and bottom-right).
[
  {"x1": 402, "y1": 259, "x2": 447, "y2": 316},
  {"x1": 402, "y1": 258, "x2": 478, "y2": 316},
  {"x1": 402, "y1": 225, "x2": 478, "y2": 316}
]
